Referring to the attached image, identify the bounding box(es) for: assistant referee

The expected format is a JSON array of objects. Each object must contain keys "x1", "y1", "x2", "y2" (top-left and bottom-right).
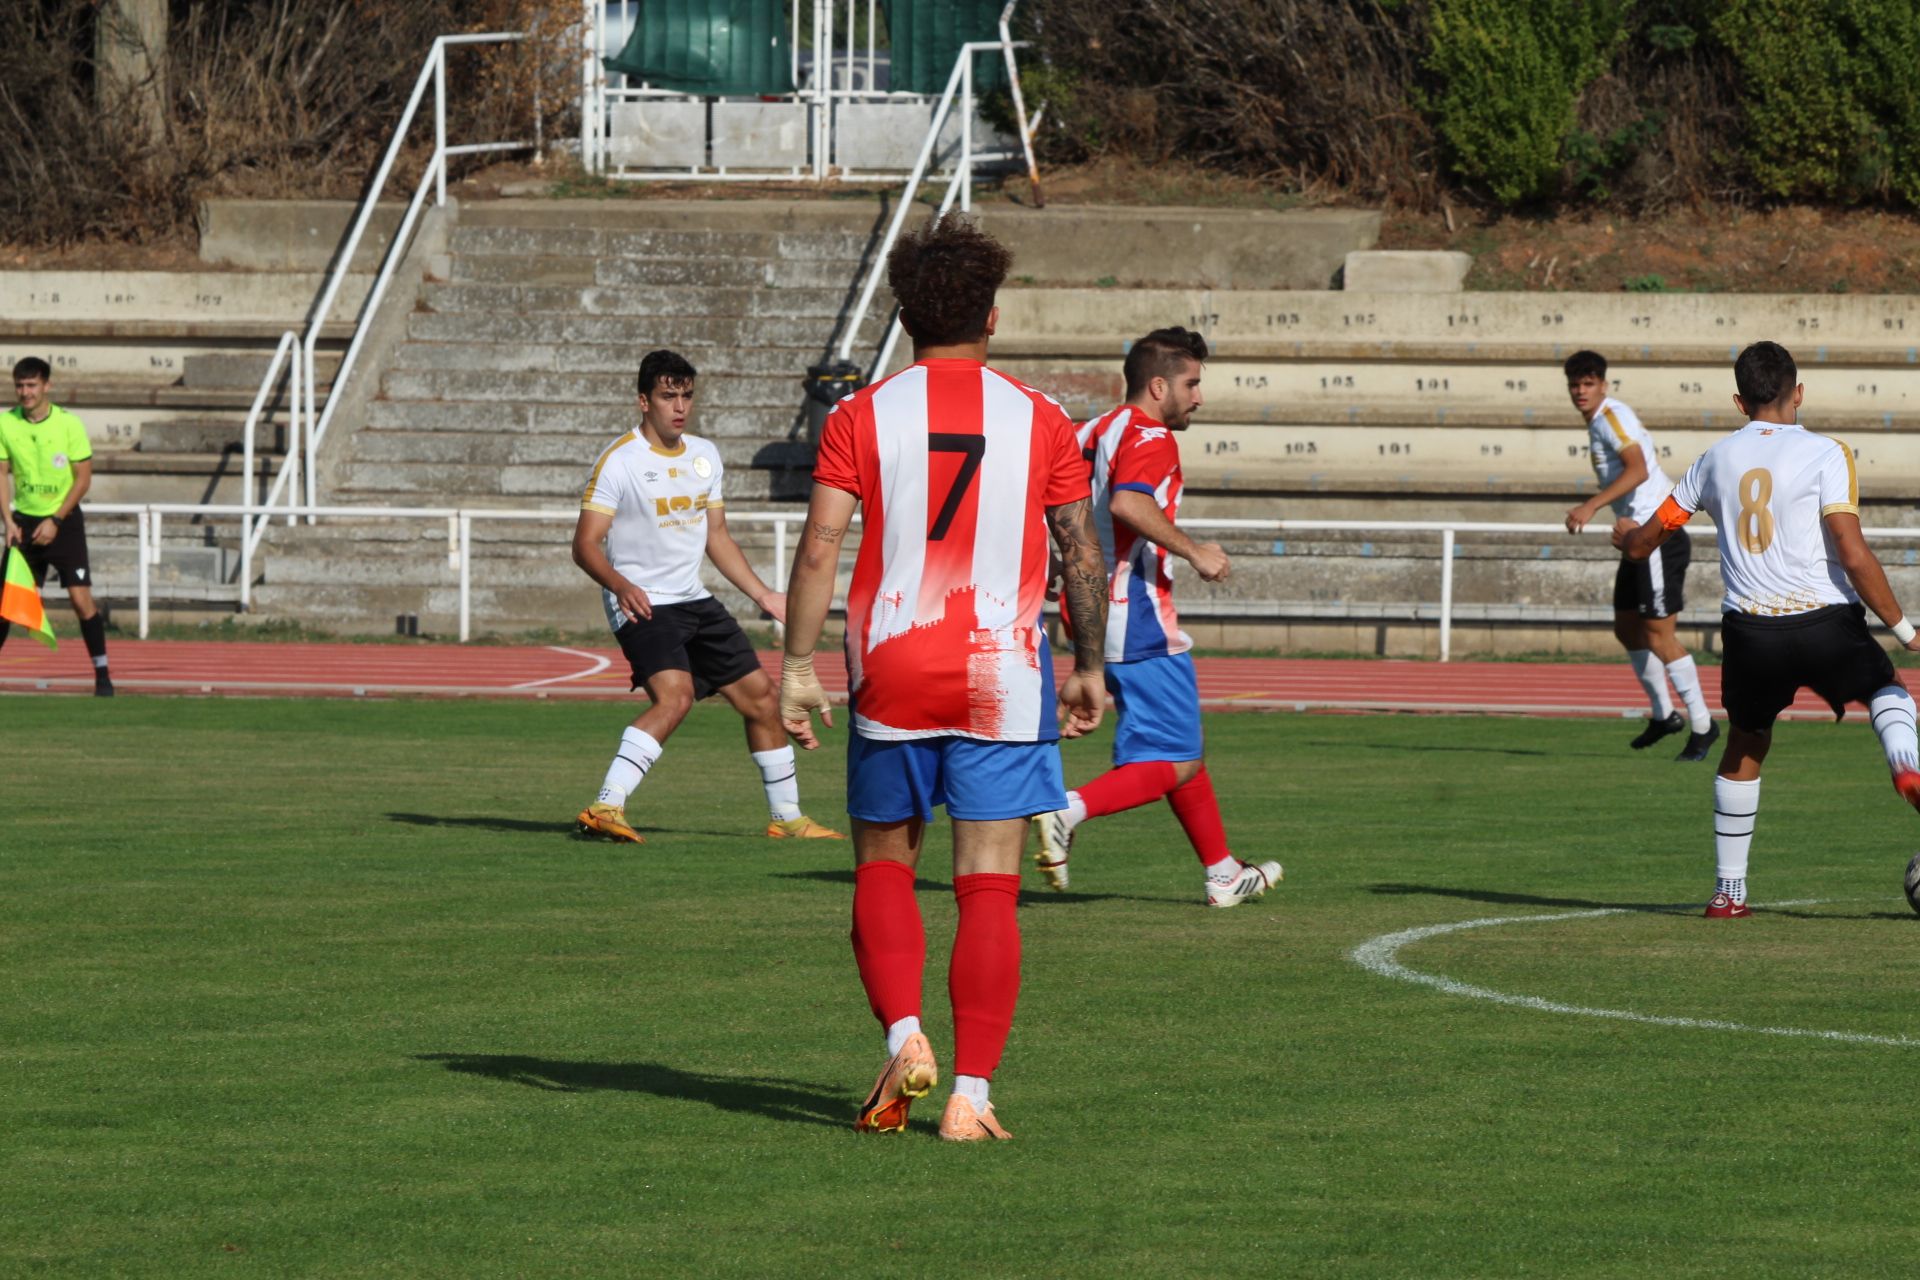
[{"x1": 1, "y1": 356, "x2": 113, "y2": 694}]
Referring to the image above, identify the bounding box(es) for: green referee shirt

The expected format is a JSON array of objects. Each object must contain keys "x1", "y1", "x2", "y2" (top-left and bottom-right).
[{"x1": 0, "y1": 404, "x2": 92, "y2": 518}]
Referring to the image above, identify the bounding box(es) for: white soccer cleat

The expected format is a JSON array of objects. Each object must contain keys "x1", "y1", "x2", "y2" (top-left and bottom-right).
[
  {"x1": 1031, "y1": 808, "x2": 1076, "y2": 891},
  {"x1": 1205, "y1": 859, "x2": 1283, "y2": 909}
]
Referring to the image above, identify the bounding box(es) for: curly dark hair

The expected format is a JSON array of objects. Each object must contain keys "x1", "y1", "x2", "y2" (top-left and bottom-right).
[
  {"x1": 1122, "y1": 327, "x2": 1209, "y2": 398},
  {"x1": 1562, "y1": 350, "x2": 1607, "y2": 382},
  {"x1": 1735, "y1": 341, "x2": 1797, "y2": 410},
  {"x1": 637, "y1": 349, "x2": 697, "y2": 398},
  {"x1": 885, "y1": 213, "x2": 1013, "y2": 347}
]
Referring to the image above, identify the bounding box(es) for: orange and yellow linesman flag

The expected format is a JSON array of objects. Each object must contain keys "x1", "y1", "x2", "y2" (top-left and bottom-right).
[{"x1": 1, "y1": 546, "x2": 56, "y2": 648}]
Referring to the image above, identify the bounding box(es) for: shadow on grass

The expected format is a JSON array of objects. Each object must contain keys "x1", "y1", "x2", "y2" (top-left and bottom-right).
[
  {"x1": 772, "y1": 867, "x2": 1184, "y2": 906},
  {"x1": 1370, "y1": 882, "x2": 1905, "y2": 921},
  {"x1": 416, "y1": 1053, "x2": 849, "y2": 1128},
  {"x1": 388, "y1": 812, "x2": 762, "y2": 841},
  {"x1": 389, "y1": 812, "x2": 564, "y2": 835}
]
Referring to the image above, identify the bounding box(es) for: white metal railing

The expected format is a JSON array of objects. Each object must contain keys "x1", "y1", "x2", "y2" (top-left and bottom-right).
[
  {"x1": 582, "y1": 0, "x2": 1035, "y2": 184},
  {"x1": 69, "y1": 507, "x2": 1920, "y2": 661},
  {"x1": 235, "y1": 33, "x2": 532, "y2": 568},
  {"x1": 834, "y1": 36, "x2": 1024, "y2": 378}
]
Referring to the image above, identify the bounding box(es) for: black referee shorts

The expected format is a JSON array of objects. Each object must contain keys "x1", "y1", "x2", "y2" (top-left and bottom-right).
[
  {"x1": 1613, "y1": 527, "x2": 1689, "y2": 619},
  {"x1": 1720, "y1": 602, "x2": 1896, "y2": 733},
  {"x1": 615, "y1": 596, "x2": 763, "y2": 700},
  {"x1": 9, "y1": 508, "x2": 92, "y2": 590}
]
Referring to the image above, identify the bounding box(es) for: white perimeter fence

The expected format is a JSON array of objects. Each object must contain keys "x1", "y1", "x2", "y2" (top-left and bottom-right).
[{"x1": 75, "y1": 506, "x2": 1920, "y2": 660}]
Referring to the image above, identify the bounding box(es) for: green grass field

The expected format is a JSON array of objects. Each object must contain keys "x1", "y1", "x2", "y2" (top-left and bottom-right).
[{"x1": 8, "y1": 696, "x2": 1920, "y2": 1277}]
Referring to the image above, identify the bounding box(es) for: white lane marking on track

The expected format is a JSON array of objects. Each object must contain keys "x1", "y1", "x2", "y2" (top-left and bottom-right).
[
  {"x1": 510, "y1": 646, "x2": 614, "y2": 690},
  {"x1": 1350, "y1": 901, "x2": 1920, "y2": 1048}
]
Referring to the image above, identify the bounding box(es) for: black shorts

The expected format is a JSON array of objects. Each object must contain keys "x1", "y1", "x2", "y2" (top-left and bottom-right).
[
  {"x1": 1613, "y1": 527, "x2": 1689, "y2": 619},
  {"x1": 614, "y1": 596, "x2": 762, "y2": 700},
  {"x1": 9, "y1": 508, "x2": 92, "y2": 590},
  {"x1": 1720, "y1": 603, "x2": 1896, "y2": 732}
]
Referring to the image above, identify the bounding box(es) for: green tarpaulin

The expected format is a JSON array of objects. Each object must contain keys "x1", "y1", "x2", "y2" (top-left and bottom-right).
[
  {"x1": 882, "y1": 0, "x2": 1007, "y2": 96},
  {"x1": 604, "y1": 0, "x2": 793, "y2": 96}
]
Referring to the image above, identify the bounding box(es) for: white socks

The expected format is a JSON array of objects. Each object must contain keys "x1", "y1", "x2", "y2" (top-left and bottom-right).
[
  {"x1": 953, "y1": 1074, "x2": 990, "y2": 1109},
  {"x1": 885, "y1": 1015, "x2": 921, "y2": 1057},
  {"x1": 597, "y1": 727, "x2": 662, "y2": 807},
  {"x1": 1628, "y1": 649, "x2": 1675, "y2": 719},
  {"x1": 1870, "y1": 685, "x2": 1920, "y2": 775},
  {"x1": 1062, "y1": 791, "x2": 1089, "y2": 828},
  {"x1": 1714, "y1": 776, "x2": 1760, "y2": 889},
  {"x1": 1665, "y1": 655, "x2": 1711, "y2": 733},
  {"x1": 752, "y1": 745, "x2": 803, "y2": 821},
  {"x1": 1203, "y1": 855, "x2": 1240, "y2": 882}
]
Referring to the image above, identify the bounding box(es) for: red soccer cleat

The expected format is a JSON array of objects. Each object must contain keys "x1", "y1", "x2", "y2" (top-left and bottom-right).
[
  {"x1": 1895, "y1": 770, "x2": 1920, "y2": 814},
  {"x1": 1704, "y1": 891, "x2": 1752, "y2": 919}
]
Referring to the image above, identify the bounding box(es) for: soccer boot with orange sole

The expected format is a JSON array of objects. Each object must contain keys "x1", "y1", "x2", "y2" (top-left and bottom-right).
[
  {"x1": 854, "y1": 1032, "x2": 937, "y2": 1133},
  {"x1": 1205, "y1": 859, "x2": 1284, "y2": 909},
  {"x1": 938, "y1": 1093, "x2": 1013, "y2": 1141},
  {"x1": 1704, "y1": 891, "x2": 1752, "y2": 919},
  {"x1": 575, "y1": 802, "x2": 644, "y2": 844},
  {"x1": 1894, "y1": 769, "x2": 1920, "y2": 813},
  {"x1": 767, "y1": 815, "x2": 846, "y2": 839}
]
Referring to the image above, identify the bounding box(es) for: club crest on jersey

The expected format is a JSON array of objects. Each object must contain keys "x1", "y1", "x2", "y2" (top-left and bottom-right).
[
  {"x1": 52, "y1": 453, "x2": 68, "y2": 468},
  {"x1": 692, "y1": 456, "x2": 713, "y2": 479}
]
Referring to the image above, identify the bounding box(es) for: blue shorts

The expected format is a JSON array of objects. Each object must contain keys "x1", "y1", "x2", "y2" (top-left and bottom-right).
[
  {"x1": 847, "y1": 733, "x2": 1067, "y2": 823},
  {"x1": 1106, "y1": 652, "x2": 1205, "y2": 766}
]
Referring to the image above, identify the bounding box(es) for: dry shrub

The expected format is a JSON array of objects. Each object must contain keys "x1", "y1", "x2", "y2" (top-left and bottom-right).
[
  {"x1": 0, "y1": 0, "x2": 578, "y2": 247},
  {"x1": 1021, "y1": 0, "x2": 1437, "y2": 205}
]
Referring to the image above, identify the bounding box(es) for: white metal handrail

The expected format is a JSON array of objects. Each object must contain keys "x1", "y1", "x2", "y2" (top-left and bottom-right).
[
  {"x1": 834, "y1": 36, "x2": 1023, "y2": 374},
  {"x1": 230, "y1": 31, "x2": 532, "y2": 561},
  {"x1": 71, "y1": 505, "x2": 1920, "y2": 661}
]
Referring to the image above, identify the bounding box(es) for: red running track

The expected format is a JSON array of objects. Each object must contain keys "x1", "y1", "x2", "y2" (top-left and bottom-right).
[{"x1": 0, "y1": 638, "x2": 1856, "y2": 720}]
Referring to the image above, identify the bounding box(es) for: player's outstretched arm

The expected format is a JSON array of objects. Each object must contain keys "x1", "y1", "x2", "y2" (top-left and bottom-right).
[
  {"x1": 1110, "y1": 489, "x2": 1229, "y2": 582},
  {"x1": 1826, "y1": 512, "x2": 1920, "y2": 651},
  {"x1": 704, "y1": 507, "x2": 784, "y2": 622},
  {"x1": 570, "y1": 509, "x2": 652, "y2": 621},
  {"x1": 1047, "y1": 496, "x2": 1108, "y2": 738},
  {"x1": 780, "y1": 483, "x2": 856, "y2": 744}
]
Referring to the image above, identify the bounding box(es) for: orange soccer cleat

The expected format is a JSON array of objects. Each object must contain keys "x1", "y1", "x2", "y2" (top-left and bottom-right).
[
  {"x1": 854, "y1": 1032, "x2": 937, "y2": 1134},
  {"x1": 938, "y1": 1093, "x2": 1013, "y2": 1142},
  {"x1": 767, "y1": 815, "x2": 846, "y2": 839},
  {"x1": 1894, "y1": 769, "x2": 1920, "y2": 814},
  {"x1": 575, "y1": 802, "x2": 644, "y2": 844}
]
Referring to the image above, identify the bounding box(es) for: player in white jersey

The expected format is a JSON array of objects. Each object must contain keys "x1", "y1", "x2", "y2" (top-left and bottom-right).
[
  {"x1": 1621, "y1": 341, "x2": 1920, "y2": 918},
  {"x1": 1562, "y1": 350, "x2": 1716, "y2": 760},
  {"x1": 571, "y1": 349, "x2": 842, "y2": 844}
]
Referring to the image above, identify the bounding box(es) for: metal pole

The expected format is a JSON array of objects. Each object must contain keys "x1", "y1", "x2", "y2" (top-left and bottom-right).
[
  {"x1": 961, "y1": 56, "x2": 973, "y2": 213},
  {"x1": 458, "y1": 512, "x2": 473, "y2": 642},
  {"x1": 434, "y1": 39, "x2": 448, "y2": 207},
  {"x1": 773, "y1": 516, "x2": 789, "y2": 640},
  {"x1": 1439, "y1": 528, "x2": 1456, "y2": 663},
  {"x1": 136, "y1": 509, "x2": 150, "y2": 638},
  {"x1": 998, "y1": 0, "x2": 1044, "y2": 208}
]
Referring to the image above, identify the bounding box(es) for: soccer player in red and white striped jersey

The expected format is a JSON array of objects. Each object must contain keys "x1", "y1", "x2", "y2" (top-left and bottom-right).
[
  {"x1": 781, "y1": 214, "x2": 1108, "y2": 1142},
  {"x1": 1036, "y1": 329, "x2": 1282, "y2": 907}
]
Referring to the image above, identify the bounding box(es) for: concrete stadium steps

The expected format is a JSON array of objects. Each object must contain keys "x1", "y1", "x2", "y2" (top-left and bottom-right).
[
  {"x1": 387, "y1": 339, "x2": 838, "y2": 378},
  {"x1": 418, "y1": 282, "x2": 857, "y2": 320},
  {"x1": 404, "y1": 311, "x2": 886, "y2": 349}
]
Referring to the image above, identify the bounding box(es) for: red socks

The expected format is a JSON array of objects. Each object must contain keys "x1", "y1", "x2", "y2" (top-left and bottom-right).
[
  {"x1": 850, "y1": 860, "x2": 924, "y2": 1028},
  {"x1": 949, "y1": 873, "x2": 1021, "y2": 1079},
  {"x1": 1167, "y1": 767, "x2": 1232, "y2": 866},
  {"x1": 1076, "y1": 760, "x2": 1179, "y2": 817}
]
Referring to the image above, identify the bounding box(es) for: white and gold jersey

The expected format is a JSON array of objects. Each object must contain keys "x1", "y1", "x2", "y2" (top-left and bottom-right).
[
  {"x1": 1669, "y1": 421, "x2": 1859, "y2": 616},
  {"x1": 1587, "y1": 397, "x2": 1673, "y2": 522},
  {"x1": 580, "y1": 431, "x2": 725, "y2": 629}
]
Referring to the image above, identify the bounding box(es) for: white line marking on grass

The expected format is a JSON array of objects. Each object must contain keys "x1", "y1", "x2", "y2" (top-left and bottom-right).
[
  {"x1": 1350, "y1": 901, "x2": 1920, "y2": 1048},
  {"x1": 511, "y1": 647, "x2": 613, "y2": 690}
]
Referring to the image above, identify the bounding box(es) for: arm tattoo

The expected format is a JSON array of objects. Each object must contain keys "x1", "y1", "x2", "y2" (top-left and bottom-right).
[
  {"x1": 807, "y1": 520, "x2": 846, "y2": 543},
  {"x1": 1047, "y1": 497, "x2": 1108, "y2": 668}
]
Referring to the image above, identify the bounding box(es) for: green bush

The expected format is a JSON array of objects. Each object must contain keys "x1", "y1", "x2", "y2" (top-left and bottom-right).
[
  {"x1": 1715, "y1": 0, "x2": 1920, "y2": 205},
  {"x1": 1424, "y1": 0, "x2": 1629, "y2": 203}
]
